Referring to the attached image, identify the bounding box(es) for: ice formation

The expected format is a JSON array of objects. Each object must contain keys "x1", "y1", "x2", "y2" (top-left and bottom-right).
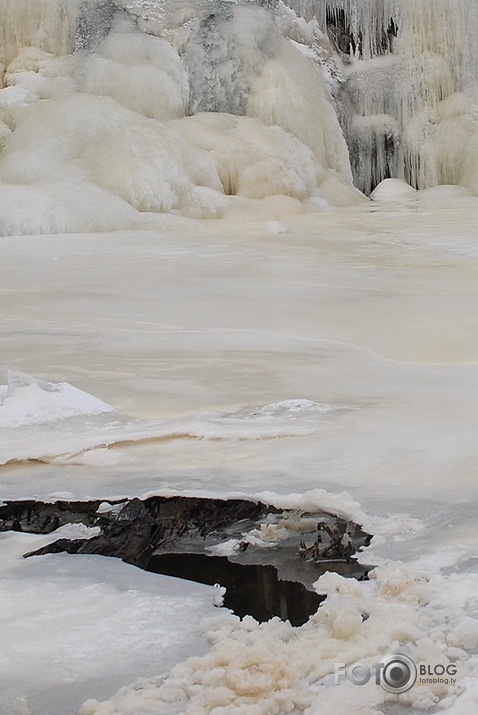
[
  {"x1": 0, "y1": 371, "x2": 114, "y2": 428},
  {"x1": 78, "y1": 561, "x2": 478, "y2": 714},
  {"x1": 0, "y1": 377, "x2": 357, "y2": 466},
  {"x1": 3, "y1": 2, "x2": 478, "y2": 713},
  {"x1": 284, "y1": 0, "x2": 478, "y2": 193},
  {"x1": 0, "y1": 0, "x2": 355, "y2": 235},
  {"x1": 0, "y1": 1, "x2": 478, "y2": 234},
  {"x1": 1, "y1": 0, "x2": 478, "y2": 234},
  {"x1": 0, "y1": 528, "x2": 223, "y2": 714}
]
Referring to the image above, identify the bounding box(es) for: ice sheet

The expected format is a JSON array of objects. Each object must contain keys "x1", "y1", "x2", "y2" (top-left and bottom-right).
[
  {"x1": 0, "y1": 528, "x2": 223, "y2": 715},
  {"x1": 2, "y1": 202, "x2": 478, "y2": 712}
]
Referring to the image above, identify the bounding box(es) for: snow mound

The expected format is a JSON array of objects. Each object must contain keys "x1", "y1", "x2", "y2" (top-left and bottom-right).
[
  {"x1": 370, "y1": 178, "x2": 417, "y2": 201},
  {"x1": 0, "y1": 371, "x2": 114, "y2": 428}
]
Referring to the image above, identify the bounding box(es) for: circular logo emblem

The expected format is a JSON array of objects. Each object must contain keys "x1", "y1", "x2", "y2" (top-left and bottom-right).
[{"x1": 379, "y1": 654, "x2": 417, "y2": 693}]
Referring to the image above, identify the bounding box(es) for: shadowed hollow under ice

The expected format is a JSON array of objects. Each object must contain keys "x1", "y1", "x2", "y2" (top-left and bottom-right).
[{"x1": 2, "y1": 0, "x2": 478, "y2": 714}]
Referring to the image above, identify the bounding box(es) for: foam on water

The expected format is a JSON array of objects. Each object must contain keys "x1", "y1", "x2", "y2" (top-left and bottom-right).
[{"x1": 76, "y1": 557, "x2": 478, "y2": 714}]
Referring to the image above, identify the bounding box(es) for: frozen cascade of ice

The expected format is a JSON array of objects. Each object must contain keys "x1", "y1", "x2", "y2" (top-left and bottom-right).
[
  {"x1": 0, "y1": 0, "x2": 356, "y2": 235},
  {"x1": 283, "y1": 0, "x2": 478, "y2": 193},
  {"x1": 2, "y1": 0, "x2": 478, "y2": 226}
]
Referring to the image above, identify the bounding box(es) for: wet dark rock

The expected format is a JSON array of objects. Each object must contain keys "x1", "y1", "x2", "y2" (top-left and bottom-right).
[
  {"x1": 326, "y1": 7, "x2": 358, "y2": 58},
  {"x1": 23, "y1": 498, "x2": 153, "y2": 567},
  {"x1": 0, "y1": 499, "x2": 104, "y2": 533},
  {"x1": 1, "y1": 495, "x2": 372, "y2": 625}
]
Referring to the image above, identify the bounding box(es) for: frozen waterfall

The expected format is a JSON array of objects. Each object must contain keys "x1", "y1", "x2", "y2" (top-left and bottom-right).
[
  {"x1": 284, "y1": 0, "x2": 478, "y2": 192},
  {"x1": 1, "y1": 0, "x2": 478, "y2": 233}
]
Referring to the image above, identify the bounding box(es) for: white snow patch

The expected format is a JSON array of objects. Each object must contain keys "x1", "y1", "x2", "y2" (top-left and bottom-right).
[
  {"x1": 0, "y1": 371, "x2": 114, "y2": 428},
  {"x1": 0, "y1": 530, "x2": 223, "y2": 714},
  {"x1": 371, "y1": 179, "x2": 418, "y2": 202}
]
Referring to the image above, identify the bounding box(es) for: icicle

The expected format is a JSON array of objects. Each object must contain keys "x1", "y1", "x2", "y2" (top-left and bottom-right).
[
  {"x1": 280, "y1": 0, "x2": 478, "y2": 192},
  {"x1": 0, "y1": 0, "x2": 78, "y2": 70}
]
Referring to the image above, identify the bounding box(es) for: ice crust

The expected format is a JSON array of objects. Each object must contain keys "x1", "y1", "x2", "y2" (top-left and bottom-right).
[
  {"x1": 0, "y1": 529, "x2": 223, "y2": 715},
  {"x1": 0, "y1": 371, "x2": 360, "y2": 466}
]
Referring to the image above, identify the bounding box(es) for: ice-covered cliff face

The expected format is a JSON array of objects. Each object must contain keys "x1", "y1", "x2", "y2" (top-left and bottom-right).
[{"x1": 1, "y1": 0, "x2": 478, "y2": 235}]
